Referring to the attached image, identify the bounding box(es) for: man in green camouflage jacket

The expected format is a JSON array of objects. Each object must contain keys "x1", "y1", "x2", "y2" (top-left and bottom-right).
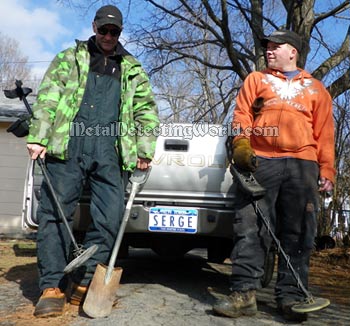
[{"x1": 27, "y1": 5, "x2": 159, "y2": 318}]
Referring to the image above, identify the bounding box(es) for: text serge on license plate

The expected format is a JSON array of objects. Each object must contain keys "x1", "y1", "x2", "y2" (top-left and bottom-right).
[{"x1": 148, "y1": 207, "x2": 198, "y2": 233}]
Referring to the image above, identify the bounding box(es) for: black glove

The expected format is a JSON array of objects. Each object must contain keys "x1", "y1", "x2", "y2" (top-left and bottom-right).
[{"x1": 232, "y1": 138, "x2": 257, "y2": 172}]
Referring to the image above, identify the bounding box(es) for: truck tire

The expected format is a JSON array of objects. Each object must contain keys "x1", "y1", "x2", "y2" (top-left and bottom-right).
[
  {"x1": 315, "y1": 235, "x2": 336, "y2": 250},
  {"x1": 117, "y1": 240, "x2": 129, "y2": 259}
]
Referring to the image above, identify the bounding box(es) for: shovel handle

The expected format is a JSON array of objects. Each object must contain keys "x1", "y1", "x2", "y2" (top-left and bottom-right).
[
  {"x1": 104, "y1": 168, "x2": 151, "y2": 284},
  {"x1": 104, "y1": 182, "x2": 138, "y2": 284}
]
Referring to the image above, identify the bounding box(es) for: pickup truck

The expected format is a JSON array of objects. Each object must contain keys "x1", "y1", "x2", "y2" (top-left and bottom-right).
[{"x1": 21, "y1": 122, "x2": 275, "y2": 286}]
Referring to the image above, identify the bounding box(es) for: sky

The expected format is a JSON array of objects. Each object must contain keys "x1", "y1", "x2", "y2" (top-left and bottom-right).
[
  {"x1": 0, "y1": 0, "x2": 348, "y2": 85},
  {"x1": 0, "y1": 0, "x2": 136, "y2": 82}
]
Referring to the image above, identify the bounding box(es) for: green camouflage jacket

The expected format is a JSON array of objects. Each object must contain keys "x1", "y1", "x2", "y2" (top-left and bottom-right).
[{"x1": 27, "y1": 39, "x2": 159, "y2": 171}]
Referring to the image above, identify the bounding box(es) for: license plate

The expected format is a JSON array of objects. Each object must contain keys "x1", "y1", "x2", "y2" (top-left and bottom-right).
[{"x1": 148, "y1": 207, "x2": 198, "y2": 233}]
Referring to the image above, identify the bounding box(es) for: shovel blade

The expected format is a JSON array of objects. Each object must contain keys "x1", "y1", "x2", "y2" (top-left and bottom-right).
[{"x1": 83, "y1": 263, "x2": 123, "y2": 318}]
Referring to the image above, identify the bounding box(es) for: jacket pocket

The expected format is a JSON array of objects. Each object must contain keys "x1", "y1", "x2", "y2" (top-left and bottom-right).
[
  {"x1": 276, "y1": 111, "x2": 315, "y2": 151},
  {"x1": 253, "y1": 108, "x2": 315, "y2": 152}
]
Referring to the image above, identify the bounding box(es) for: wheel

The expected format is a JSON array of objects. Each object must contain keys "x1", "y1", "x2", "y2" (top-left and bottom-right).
[
  {"x1": 315, "y1": 235, "x2": 336, "y2": 250},
  {"x1": 117, "y1": 240, "x2": 129, "y2": 259}
]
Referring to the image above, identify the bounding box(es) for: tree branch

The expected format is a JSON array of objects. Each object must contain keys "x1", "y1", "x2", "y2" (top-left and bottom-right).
[
  {"x1": 312, "y1": 26, "x2": 350, "y2": 82},
  {"x1": 327, "y1": 70, "x2": 350, "y2": 99},
  {"x1": 313, "y1": 1, "x2": 350, "y2": 26}
]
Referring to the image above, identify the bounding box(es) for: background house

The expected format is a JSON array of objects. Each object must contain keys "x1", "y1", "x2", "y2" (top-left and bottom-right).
[{"x1": 0, "y1": 91, "x2": 34, "y2": 238}]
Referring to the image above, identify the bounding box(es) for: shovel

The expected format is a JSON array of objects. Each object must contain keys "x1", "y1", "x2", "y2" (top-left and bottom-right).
[{"x1": 83, "y1": 167, "x2": 151, "y2": 318}]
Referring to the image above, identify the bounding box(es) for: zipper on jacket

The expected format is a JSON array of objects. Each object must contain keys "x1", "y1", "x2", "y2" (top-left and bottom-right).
[{"x1": 273, "y1": 78, "x2": 291, "y2": 153}]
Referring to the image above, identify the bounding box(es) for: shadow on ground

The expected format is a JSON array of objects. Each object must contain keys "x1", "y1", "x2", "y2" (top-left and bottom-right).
[{"x1": 4, "y1": 262, "x2": 40, "y2": 305}]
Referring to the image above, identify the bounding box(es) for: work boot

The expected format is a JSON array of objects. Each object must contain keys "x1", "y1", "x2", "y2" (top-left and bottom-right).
[
  {"x1": 34, "y1": 287, "x2": 66, "y2": 318},
  {"x1": 212, "y1": 290, "x2": 257, "y2": 318},
  {"x1": 70, "y1": 283, "x2": 88, "y2": 306},
  {"x1": 277, "y1": 301, "x2": 308, "y2": 323}
]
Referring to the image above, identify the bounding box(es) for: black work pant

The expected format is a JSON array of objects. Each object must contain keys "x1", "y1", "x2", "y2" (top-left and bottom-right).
[
  {"x1": 230, "y1": 157, "x2": 319, "y2": 304},
  {"x1": 36, "y1": 139, "x2": 124, "y2": 290}
]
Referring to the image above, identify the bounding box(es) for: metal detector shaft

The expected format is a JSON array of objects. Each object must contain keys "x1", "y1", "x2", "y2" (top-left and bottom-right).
[
  {"x1": 36, "y1": 157, "x2": 80, "y2": 252},
  {"x1": 253, "y1": 201, "x2": 312, "y2": 300},
  {"x1": 21, "y1": 93, "x2": 33, "y2": 116},
  {"x1": 10, "y1": 80, "x2": 79, "y2": 252},
  {"x1": 5, "y1": 80, "x2": 75, "y2": 246}
]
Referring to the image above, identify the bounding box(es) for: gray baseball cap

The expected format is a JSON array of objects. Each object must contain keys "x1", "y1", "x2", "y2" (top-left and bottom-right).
[
  {"x1": 261, "y1": 30, "x2": 302, "y2": 53},
  {"x1": 94, "y1": 5, "x2": 123, "y2": 29}
]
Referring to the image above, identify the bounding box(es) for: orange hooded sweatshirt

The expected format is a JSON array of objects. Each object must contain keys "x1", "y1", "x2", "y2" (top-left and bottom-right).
[{"x1": 232, "y1": 68, "x2": 335, "y2": 183}]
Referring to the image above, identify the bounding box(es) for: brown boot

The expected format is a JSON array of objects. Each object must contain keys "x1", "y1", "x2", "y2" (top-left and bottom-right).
[
  {"x1": 212, "y1": 290, "x2": 257, "y2": 318},
  {"x1": 34, "y1": 288, "x2": 66, "y2": 318},
  {"x1": 70, "y1": 283, "x2": 88, "y2": 306}
]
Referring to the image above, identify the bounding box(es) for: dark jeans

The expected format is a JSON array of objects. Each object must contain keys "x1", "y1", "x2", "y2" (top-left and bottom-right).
[
  {"x1": 36, "y1": 138, "x2": 124, "y2": 290},
  {"x1": 230, "y1": 158, "x2": 319, "y2": 303}
]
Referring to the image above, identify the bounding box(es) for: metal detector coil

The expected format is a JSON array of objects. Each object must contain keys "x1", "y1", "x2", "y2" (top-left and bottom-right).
[
  {"x1": 292, "y1": 297, "x2": 330, "y2": 313},
  {"x1": 64, "y1": 244, "x2": 99, "y2": 274}
]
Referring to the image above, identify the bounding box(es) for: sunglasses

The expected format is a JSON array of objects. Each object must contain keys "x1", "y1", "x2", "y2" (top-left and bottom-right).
[{"x1": 97, "y1": 27, "x2": 121, "y2": 37}]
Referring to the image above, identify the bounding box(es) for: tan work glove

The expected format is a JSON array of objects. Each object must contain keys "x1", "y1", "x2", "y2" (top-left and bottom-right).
[{"x1": 232, "y1": 138, "x2": 257, "y2": 172}]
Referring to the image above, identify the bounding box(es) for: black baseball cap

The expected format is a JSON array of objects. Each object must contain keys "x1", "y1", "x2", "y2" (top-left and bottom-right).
[
  {"x1": 261, "y1": 30, "x2": 302, "y2": 53},
  {"x1": 94, "y1": 5, "x2": 123, "y2": 29}
]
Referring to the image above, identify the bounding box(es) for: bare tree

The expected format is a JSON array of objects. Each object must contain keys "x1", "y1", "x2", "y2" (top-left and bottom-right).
[
  {"x1": 328, "y1": 91, "x2": 350, "y2": 237},
  {"x1": 0, "y1": 32, "x2": 31, "y2": 91},
  {"x1": 57, "y1": 0, "x2": 349, "y2": 121},
  {"x1": 133, "y1": 0, "x2": 349, "y2": 103},
  {"x1": 149, "y1": 25, "x2": 241, "y2": 123}
]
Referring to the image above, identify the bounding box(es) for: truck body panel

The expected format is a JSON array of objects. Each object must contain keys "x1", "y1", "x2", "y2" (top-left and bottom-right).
[{"x1": 22, "y1": 123, "x2": 237, "y2": 261}]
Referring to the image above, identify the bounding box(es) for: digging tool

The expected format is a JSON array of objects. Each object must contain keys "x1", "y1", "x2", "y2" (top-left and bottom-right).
[
  {"x1": 83, "y1": 168, "x2": 151, "y2": 318},
  {"x1": 230, "y1": 163, "x2": 330, "y2": 313},
  {"x1": 4, "y1": 80, "x2": 98, "y2": 273}
]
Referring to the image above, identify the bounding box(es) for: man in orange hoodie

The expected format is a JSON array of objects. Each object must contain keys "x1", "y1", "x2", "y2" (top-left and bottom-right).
[{"x1": 213, "y1": 30, "x2": 335, "y2": 322}]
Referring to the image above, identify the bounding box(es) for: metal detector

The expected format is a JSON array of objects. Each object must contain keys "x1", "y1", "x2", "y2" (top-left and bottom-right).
[
  {"x1": 230, "y1": 163, "x2": 330, "y2": 313},
  {"x1": 4, "y1": 80, "x2": 98, "y2": 273}
]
